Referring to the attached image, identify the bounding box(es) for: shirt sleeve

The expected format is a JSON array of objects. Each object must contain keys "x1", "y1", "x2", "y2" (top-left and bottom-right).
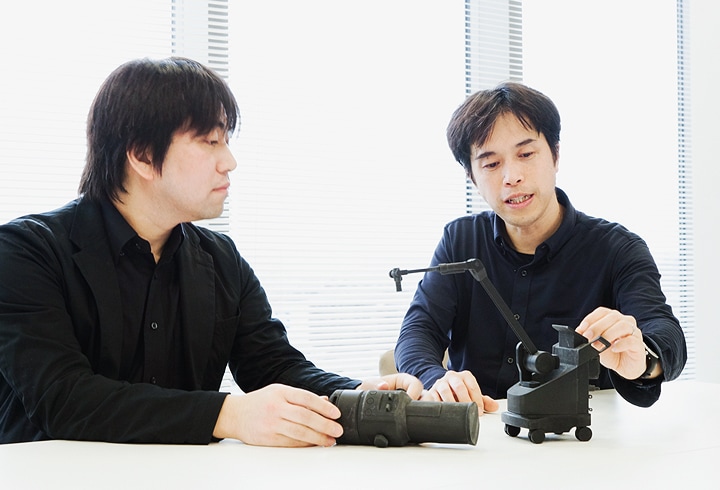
[
  {"x1": 606, "y1": 234, "x2": 687, "y2": 406},
  {"x1": 395, "y1": 226, "x2": 456, "y2": 388}
]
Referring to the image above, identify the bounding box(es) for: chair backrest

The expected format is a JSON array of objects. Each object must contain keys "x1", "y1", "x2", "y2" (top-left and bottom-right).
[
  {"x1": 378, "y1": 349, "x2": 448, "y2": 376},
  {"x1": 378, "y1": 349, "x2": 398, "y2": 376}
]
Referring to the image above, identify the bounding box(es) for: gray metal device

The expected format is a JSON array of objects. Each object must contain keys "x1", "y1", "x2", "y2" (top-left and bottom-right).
[{"x1": 329, "y1": 389, "x2": 479, "y2": 447}]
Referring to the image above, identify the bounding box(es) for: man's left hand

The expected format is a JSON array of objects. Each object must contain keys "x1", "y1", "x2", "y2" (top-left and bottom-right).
[
  {"x1": 356, "y1": 373, "x2": 423, "y2": 400},
  {"x1": 576, "y1": 306, "x2": 651, "y2": 380}
]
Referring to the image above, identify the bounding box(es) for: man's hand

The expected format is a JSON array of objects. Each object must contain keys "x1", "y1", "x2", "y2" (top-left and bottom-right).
[
  {"x1": 355, "y1": 373, "x2": 423, "y2": 400},
  {"x1": 213, "y1": 384, "x2": 343, "y2": 447},
  {"x1": 576, "y1": 306, "x2": 656, "y2": 380},
  {"x1": 420, "y1": 370, "x2": 499, "y2": 413}
]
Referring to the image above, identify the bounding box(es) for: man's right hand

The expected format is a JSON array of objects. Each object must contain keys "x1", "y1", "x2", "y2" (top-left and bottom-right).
[
  {"x1": 420, "y1": 370, "x2": 499, "y2": 413},
  {"x1": 213, "y1": 384, "x2": 343, "y2": 447}
]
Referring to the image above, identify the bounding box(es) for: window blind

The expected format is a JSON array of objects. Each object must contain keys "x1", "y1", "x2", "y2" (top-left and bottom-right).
[
  {"x1": 0, "y1": 0, "x2": 172, "y2": 225},
  {"x1": 0, "y1": 0, "x2": 477, "y2": 386},
  {"x1": 464, "y1": 0, "x2": 523, "y2": 215},
  {"x1": 522, "y1": 0, "x2": 694, "y2": 378},
  {"x1": 674, "y1": 0, "x2": 695, "y2": 377},
  {"x1": 173, "y1": 0, "x2": 232, "y2": 235},
  {"x1": 2, "y1": 0, "x2": 692, "y2": 390},
  {"x1": 227, "y1": 0, "x2": 470, "y2": 379}
]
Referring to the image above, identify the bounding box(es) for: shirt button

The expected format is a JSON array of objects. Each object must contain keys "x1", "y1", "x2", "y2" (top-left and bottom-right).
[
  {"x1": 520, "y1": 270, "x2": 528, "y2": 277},
  {"x1": 514, "y1": 314, "x2": 520, "y2": 321},
  {"x1": 507, "y1": 357, "x2": 514, "y2": 364},
  {"x1": 150, "y1": 377, "x2": 157, "y2": 384},
  {"x1": 151, "y1": 322, "x2": 158, "y2": 330}
]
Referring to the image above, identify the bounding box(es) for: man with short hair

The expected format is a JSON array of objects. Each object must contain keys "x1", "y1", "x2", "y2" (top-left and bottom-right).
[
  {"x1": 396, "y1": 82, "x2": 686, "y2": 411},
  {"x1": 0, "y1": 57, "x2": 421, "y2": 446}
]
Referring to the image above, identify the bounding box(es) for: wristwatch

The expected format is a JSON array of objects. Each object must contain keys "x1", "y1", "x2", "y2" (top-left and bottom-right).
[{"x1": 640, "y1": 342, "x2": 660, "y2": 379}]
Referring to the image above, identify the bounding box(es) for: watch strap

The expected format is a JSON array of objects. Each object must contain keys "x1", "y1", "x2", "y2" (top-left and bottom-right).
[{"x1": 640, "y1": 342, "x2": 660, "y2": 379}]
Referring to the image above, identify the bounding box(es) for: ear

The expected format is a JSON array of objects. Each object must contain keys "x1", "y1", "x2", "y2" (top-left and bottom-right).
[{"x1": 126, "y1": 146, "x2": 156, "y2": 182}]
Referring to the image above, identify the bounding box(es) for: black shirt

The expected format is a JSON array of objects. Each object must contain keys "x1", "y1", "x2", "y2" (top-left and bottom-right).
[
  {"x1": 395, "y1": 188, "x2": 687, "y2": 407},
  {"x1": 100, "y1": 199, "x2": 184, "y2": 387}
]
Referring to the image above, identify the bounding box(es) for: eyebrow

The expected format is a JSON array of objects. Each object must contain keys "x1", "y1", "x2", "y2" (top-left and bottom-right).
[
  {"x1": 201, "y1": 121, "x2": 229, "y2": 136},
  {"x1": 473, "y1": 138, "x2": 537, "y2": 161}
]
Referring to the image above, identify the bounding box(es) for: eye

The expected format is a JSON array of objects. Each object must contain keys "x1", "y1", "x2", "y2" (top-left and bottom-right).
[
  {"x1": 205, "y1": 128, "x2": 230, "y2": 146},
  {"x1": 205, "y1": 130, "x2": 221, "y2": 146},
  {"x1": 519, "y1": 150, "x2": 535, "y2": 159},
  {"x1": 482, "y1": 161, "x2": 499, "y2": 169}
]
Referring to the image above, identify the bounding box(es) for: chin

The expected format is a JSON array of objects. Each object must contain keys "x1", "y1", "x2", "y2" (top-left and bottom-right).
[{"x1": 188, "y1": 209, "x2": 224, "y2": 224}]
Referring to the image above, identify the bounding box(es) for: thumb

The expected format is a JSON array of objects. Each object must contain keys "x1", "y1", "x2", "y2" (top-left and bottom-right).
[{"x1": 481, "y1": 395, "x2": 500, "y2": 413}]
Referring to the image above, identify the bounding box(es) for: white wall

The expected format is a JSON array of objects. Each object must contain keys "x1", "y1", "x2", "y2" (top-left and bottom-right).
[
  {"x1": 523, "y1": 0, "x2": 677, "y2": 261},
  {"x1": 523, "y1": 0, "x2": 709, "y2": 379},
  {"x1": 690, "y1": 1, "x2": 720, "y2": 382}
]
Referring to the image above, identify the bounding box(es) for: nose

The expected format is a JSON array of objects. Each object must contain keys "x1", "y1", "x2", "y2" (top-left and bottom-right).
[
  {"x1": 219, "y1": 144, "x2": 237, "y2": 173},
  {"x1": 503, "y1": 160, "x2": 523, "y2": 186}
]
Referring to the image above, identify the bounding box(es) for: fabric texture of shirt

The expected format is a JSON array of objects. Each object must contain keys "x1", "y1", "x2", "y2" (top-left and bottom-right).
[
  {"x1": 100, "y1": 199, "x2": 184, "y2": 386},
  {"x1": 0, "y1": 197, "x2": 361, "y2": 444},
  {"x1": 395, "y1": 188, "x2": 687, "y2": 407}
]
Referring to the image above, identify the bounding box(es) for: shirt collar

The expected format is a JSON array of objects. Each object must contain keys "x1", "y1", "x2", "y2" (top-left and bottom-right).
[
  {"x1": 99, "y1": 197, "x2": 138, "y2": 262},
  {"x1": 542, "y1": 187, "x2": 577, "y2": 260},
  {"x1": 99, "y1": 197, "x2": 184, "y2": 263}
]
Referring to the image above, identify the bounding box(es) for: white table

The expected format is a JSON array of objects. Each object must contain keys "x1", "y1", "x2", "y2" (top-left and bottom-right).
[{"x1": 1, "y1": 380, "x2": 716, "y2": 489}]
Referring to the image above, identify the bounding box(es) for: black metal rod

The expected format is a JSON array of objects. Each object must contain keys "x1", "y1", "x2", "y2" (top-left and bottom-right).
[{"x1": 389, "y1": 258, "x2": 539, "y2": 355}]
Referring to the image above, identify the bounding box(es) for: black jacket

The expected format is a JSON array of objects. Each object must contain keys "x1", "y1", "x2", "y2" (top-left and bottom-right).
[{"x1": 0, "y1": 197, "x2": 359, "y2": 444}]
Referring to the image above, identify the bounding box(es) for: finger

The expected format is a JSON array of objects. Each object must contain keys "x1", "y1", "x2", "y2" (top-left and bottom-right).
[
  {"x1": 258, "y1": 427, "x2": 325, "y2": 448},
  {"x1": 481, "y1": 395, "x2": 500, "y2": 413},
  {"x1": 432, "y1": 379, "x2": 460, "y2": 402},
  {"x1": 275, "y1": 414, "x2": 340, "y2": 447},
  {"x1": 387, "y1": 373, "x2": 423, "y2": 399},
  {"x1": 285, "y1": 387, "x2": 341, "y2": 421},
  {"x1": 580, "y1": 309, "x2": 623, "y2": 343},
  {"x1": 589, "y1": 336, "x2": 612, "y2": 353},
  {"x1": 374, "y1": 380, "x2": 391, "y2": 391},
  {"x1": 456, "y1": 370, "x2": 485, "y2": 404},
  {"x1": 419, "y1": 389, "x2": 440, "y2": 402},
  {"x1": 281, "y1": 400, "x2": 344, "y2": 443},
  {"x1": 609, "y1": 333, "x2": 644, "y2": 355},
  {"x1": 446, "y1": 374, "x2": 473, "y2": 403},
  {"x1": 355, "y1": 377, "x2": 388, "y2": 392},
  {"x1": 596, "y1": 314, "x2": 636, "y2": 345},
  {"x1": 576, "y1": 306, "x2": 611, "y2": 334}
]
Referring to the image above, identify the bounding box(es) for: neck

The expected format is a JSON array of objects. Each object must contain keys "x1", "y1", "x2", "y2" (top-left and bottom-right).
[
  {"x1": 506, "y1": 202, "x2": 564, "y2": 255},
  {"x1": 113, "y1": 196, "x2": 173, "y2": 263}
]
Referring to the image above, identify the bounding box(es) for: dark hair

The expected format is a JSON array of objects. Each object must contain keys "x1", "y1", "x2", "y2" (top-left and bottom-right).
[
  {"x1": 79, "y1": 57, "x2": 240, "y2": 202},
  {"x1": 446, "y1": 82, "x2": 560, "y2": 176}
]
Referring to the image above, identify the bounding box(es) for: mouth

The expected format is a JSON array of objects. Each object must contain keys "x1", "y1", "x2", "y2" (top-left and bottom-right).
[{"x1": 505, "y1": 194, "x2": 532, "y2": 205}]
